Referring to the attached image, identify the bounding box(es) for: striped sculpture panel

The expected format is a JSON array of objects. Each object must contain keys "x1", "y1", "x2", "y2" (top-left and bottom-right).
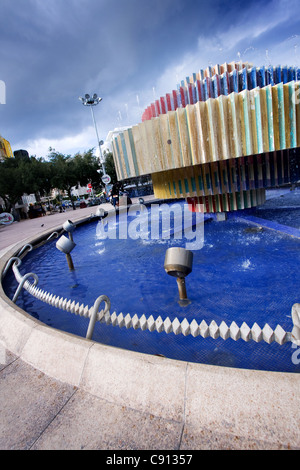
[{"x1": 141, "y1": 61, "x2": 300, "y2": 122}]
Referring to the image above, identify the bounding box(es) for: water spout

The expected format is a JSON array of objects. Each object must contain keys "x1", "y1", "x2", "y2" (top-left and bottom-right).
[{"x1": 164, "y1": 247, "x2": 193, "y2": 306}]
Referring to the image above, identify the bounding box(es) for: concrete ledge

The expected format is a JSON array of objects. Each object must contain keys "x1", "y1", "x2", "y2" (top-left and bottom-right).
[
  {"x1": 0, "y1": 294, "x2": 41, "y2": 356},
  {"x1": 1, "y1": 228, "x2": 300, "y2": 449},
  {"x1": 80, "y1": 342, "x2": 187, "y2": 421},
  {"x1": 185, "y1": 363, "x2": 300, "y2": 448},
  {"x1": 20, "y1": 324, "x2": 92, "y2": 387}
]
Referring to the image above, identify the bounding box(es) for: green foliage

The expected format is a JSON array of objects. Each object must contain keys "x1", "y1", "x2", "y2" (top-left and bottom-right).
[
  {"x1": 0, "y1": 148, "x2": 106, "y2": 211},
  {"x1": 104, "y1": 151, "x2": 117, "y2": 184},
  {"x1": 0, "y1": 157, "x2": 24, "y2": 210}
]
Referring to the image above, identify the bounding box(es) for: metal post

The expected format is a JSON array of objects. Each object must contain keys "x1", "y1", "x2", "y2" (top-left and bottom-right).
[
  {"x1": 66, "y1": 253, "x2": 75, "y2": 271},
  {"x1": 176, "y1": 277, "x2": 188, "y2": 300},
  {"x1": 2, "y1": 257, "x2": 21, "y2": 279},
  {"x1": 17, "y1": 244, "x2": 33, "y2": 257},
  {"x1": 12, "y1": 273, "x2": 39, "y2": 303},
  {"x1": 86, "y1": 295, "x2": 111, "y2": 340},
  {"x1": 79, "y1": 94, "x2": 108, "y2": 194},
  {"x1": 90, "y1": 105, "x2": 106, "y2": 176},
  {"x1": 164, "y1": 247, "x2": 193, "y2": 306},
  {"x1": 56, "y1": 234, "x2": 76, "y2": 271}
]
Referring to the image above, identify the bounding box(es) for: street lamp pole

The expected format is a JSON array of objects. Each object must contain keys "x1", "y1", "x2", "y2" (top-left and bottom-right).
[
  {"x1": 79, "y1": 93, "x2": 107, "y2": 193},
  {"x1": 90, "y1": 104, "x2": 106, "y2": 175}
]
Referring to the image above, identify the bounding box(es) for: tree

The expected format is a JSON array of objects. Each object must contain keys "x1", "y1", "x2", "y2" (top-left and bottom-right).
[
  {"x1": 73, "y1": 149, "x2": 102, "y2": 189},
  {"x1": 0, "y1": 157, "x2": 25, "y2": 211},
  {"x1": 18, "y1": 156, "x2": 53, "y2": 199},
  {"x1": 0, "y1": 148, "x2": 105, "y2": 213},
  {"x1": 48, "y1": 151, "x2": 78, "y2": 210},
  {"x1": 48, "y1": 149, "x2": 102, "y2": 209},
  {"x1": 0, "y1": 155, "x2": 54, "y2": 211},
  {"x1": 103, "y1": 151, "x2": 117, "y2": 184}
]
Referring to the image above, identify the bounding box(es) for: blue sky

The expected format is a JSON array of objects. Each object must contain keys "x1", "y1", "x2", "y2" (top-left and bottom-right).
[{"x1": 0, "y1": 0, "x2": 300, "y2": 158}]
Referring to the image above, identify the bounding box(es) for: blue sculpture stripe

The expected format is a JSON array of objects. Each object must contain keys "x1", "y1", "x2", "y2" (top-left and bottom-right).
[
  {"x1": 229, "y1": 69, "x2": 238, "y2": 93},
  {"x1": 184, "y1": 178, "x2": 189, "y2": 194},
  {"x1": 119, "y1": 133, "x2": 130, "y2": 177},
  {"x1": 128, "y1": 128, "x2": 140, "y2": 176},
  {"x1": 266, "y1": 66, "x2": 274, "y2": 85},
  {"x1": 238, "y1": 68, "x2": 247, "y2": 91},
  {"x1": 221, "y1": 72, "x2": 229, "y2": 95},
  {"x1": 192, "y1": 84, "x2": 197, "y2": 104},
  {"x1": 257, "y1": 66, "x2": 266, "y2": 88},
  {"x1": 173, "y1": 181, "x2": 177, "y2": 195},
  {"x1": 247, "y1": 67, "x2": 257, "y2": 89},
  {"x1": 275, "y1": 66, "x2": 282, "y2": 84},
  {"x1": 191, "y1": 176, "x2": 196, "y2": 192},
  {"x1": 203, "y1": 79, "x2": 209, "y2": 101},
  {"x1": 282, "y1": 66, "x2": 288, "y2": 84},
  {"x1": 178, "y1": 179, "x2": 183, "y2": 195}
]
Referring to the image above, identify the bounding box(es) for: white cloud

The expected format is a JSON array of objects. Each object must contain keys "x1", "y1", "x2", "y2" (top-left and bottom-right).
[
  {"x1": 14, "y1": 125, "x2": 98, "y2": 158},
  {"x1": 216, "y1": 4, "x2": 288, "y2": 50}
]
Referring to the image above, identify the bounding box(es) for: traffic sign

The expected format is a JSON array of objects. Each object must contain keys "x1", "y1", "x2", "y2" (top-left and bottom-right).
[
  {"x1": 0, "y1": 212, "x2": 14, "y2": 225},
  {"x1": 101, "y1": 174, "x2": 111, "y2": 184}
]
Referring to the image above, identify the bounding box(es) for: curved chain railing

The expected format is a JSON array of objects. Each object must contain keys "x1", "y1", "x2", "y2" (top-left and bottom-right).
[{"x1": 4, "y1": 250, "x2": 299, "y2": 345}]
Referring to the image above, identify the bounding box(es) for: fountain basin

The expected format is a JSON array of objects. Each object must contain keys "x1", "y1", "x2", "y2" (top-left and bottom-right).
[{"x1": 2, "y1": 192, "x2": 300, "y2": 372}]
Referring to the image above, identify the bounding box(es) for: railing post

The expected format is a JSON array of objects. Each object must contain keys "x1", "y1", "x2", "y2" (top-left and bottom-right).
[
  {"x1": 12, "y1": 273, "x2": 39, "y2": 303},
  {"x1": 1, "y1": 257, "x2": 21, "y2": 279},
  {"x1": 291, "y1": 304, "x2": 300, "y2": 345},
  {"x1": 86, "y1": 295, "x2": 111, "y2": 340},
  {"x1": 17, "y1": 244, "x2": 33, "y2": 257},
  {"x1": 46, "y1": 232, "x2": 59, "y2": 241}
]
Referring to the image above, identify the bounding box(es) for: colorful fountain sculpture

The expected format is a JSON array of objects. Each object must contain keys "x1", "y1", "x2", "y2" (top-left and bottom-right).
[{"x1": 111, "y1": 61, "x2": 300, "y2": 213}]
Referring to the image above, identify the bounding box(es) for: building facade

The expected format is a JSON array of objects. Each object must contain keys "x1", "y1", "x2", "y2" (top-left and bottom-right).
[{"x1": 0, "y1": 135, "x2": 13, "y2": 160}]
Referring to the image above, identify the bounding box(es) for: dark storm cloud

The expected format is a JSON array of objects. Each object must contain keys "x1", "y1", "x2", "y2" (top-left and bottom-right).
[
  {"x1": 1, "y1": 0, "x2": 191, "y2": 148},
  {"x1": 0, "y1": 0, "x2": 299, "y2": 157}
]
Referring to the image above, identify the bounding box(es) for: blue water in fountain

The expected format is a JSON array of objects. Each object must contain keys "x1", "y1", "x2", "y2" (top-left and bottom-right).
[{"x1": 3, "y1": 189, "x2": 300, "y2": 372}]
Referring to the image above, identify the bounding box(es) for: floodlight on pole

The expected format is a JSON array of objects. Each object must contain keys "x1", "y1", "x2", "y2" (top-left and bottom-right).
[{"x1": 79, "y1": 93, "x2": 107, "y2": 189}]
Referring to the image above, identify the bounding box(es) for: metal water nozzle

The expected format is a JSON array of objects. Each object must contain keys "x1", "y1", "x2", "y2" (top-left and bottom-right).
[
  {"x1": 96, "y1": 207, "x2": 108, "y2": 219},
  {"x1": 56, "y1": 235, "x2": 76, "y2": 271},
  {"x1": 164, "y1": 247, "x2": 193, "y2": 306},
  {"x1": 56, "y1": 235, "x2": 76, "y2": 254},
  {"x1": 63, "y1": 220, "x2": 76, "y2": 241}
]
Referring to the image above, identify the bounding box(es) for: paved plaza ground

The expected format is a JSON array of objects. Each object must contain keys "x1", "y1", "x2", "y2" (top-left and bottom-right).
[{"x1": 0, "y1": 202, "x2": 115, "y2": 251}]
